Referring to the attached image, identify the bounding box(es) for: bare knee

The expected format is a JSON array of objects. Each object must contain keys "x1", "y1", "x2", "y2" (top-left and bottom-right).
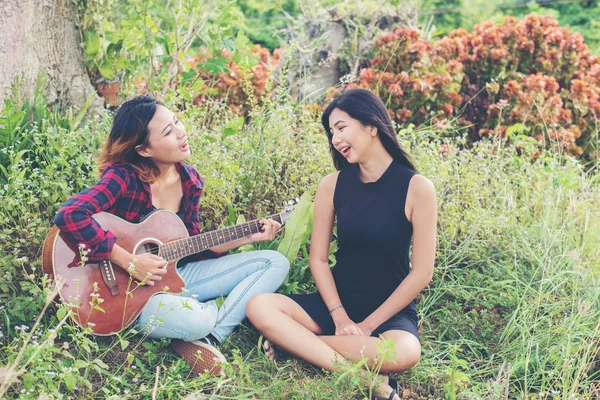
[
  {"x1": 246, "y1": 293, "x2": 282, "y2": 329},
  {"x1": 382, "y1": 350, "x2": 420, "y2": 373},
  {"x1": 379, "y1": 331, "x2": 422, "y2": 373}
]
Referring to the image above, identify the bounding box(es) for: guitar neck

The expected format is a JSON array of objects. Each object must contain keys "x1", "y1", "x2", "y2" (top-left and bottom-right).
[{"x1": 159, "y1": 214, "x2": 282, "y2": 261}]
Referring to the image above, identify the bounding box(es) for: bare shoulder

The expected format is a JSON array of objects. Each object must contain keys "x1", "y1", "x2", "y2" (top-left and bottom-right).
[
  {"x1": 408, "y1": 174, "x2": 436, "y2": 199},
  {"x1": 317, "y1": 171, "x2": 340, "y2": 195},
  {"x1": 314, "y1": 171, "x2": 340, "y2": 209},
  {"x1": 318, "y1": 171, "x2": 340, "y2": 193},
  {"x1": 406, "y1": 175, "x2": 436, "y2": 222}
]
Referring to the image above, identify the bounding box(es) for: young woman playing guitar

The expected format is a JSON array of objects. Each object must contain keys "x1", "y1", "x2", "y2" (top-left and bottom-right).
[
  {"x1": 53, "y1": 96, "x2": 289, "y2": 374},
  {"x1": 247, "y1": 89, "x2": 437, "y2": 400}
]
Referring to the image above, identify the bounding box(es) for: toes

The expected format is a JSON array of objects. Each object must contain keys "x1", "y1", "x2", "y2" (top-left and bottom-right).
[{"x1": 262, "y1": 339, "x2": 277, "y2": 361}]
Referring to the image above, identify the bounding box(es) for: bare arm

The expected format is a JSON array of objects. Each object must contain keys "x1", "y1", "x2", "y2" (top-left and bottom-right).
[
  {"x1": 358, "y1": 175, "x2": 437, "y2": 334},
  {"x1": 310, "y1": 173, "x2": 365, "y2": 335}
]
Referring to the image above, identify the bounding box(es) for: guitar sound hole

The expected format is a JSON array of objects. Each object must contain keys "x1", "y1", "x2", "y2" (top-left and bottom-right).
[{"x1": 139, "y1": 243, "x2": 160, "y2": 256}]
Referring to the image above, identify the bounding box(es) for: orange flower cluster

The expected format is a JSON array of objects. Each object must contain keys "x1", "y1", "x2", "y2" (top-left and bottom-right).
[
  {"x1": 336, "y1": 28, "x2": 463, "y2": 127},
  {"x1": 188, "y1": 45, "x2": 280, "y2": 115},
  {"x1": 351, "y1": 14, "x2": 600, "y2": 161}
]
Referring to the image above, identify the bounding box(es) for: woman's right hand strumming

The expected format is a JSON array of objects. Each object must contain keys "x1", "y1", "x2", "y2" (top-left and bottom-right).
[
  {"x1": 109, "y1": 245, "x2": 168, "y2": 286},
  {"x1": 128, "y1": 253, "x2": 168, "y2": 286}
]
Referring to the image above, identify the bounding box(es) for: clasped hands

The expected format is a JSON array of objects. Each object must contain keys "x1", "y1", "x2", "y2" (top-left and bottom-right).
[{"x1": 332, "y1": 308, "x2": 373, "y2": 337}]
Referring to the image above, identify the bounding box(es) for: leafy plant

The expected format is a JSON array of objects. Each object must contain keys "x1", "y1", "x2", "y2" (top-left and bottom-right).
[{"x1": 347, "y1": 14, "x2": 600, "y2": 165}]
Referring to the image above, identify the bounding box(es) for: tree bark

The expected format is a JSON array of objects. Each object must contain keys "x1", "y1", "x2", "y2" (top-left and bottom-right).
[
  {"x1": 286, "y1": 3, "x2": 419, "y2": 103},
  {"x1": 0, "y1": 0, "x2": 102, "y2": 111}
]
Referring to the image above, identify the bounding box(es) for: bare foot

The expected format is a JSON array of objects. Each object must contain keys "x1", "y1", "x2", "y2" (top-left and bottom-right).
[
  {"x1": 262, "y1": 338, "x2": 277, "y2": 362},
  {"x1": 372, "y1": 375, "x2": 400, "y2": 400}
]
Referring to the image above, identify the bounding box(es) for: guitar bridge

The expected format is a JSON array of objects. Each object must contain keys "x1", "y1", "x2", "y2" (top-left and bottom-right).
[{"x1": 100, "y1": 260, "x2": 120, "y2": 296}]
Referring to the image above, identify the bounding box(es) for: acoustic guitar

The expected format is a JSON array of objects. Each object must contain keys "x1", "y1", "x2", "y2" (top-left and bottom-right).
[{"x1": 42, "y1": 205, "x2": 295, "y2": 335}]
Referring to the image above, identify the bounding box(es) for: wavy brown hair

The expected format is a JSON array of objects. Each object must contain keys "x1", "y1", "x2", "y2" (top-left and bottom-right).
[{"x1": 97, "y1": 96, "x2": 163, "y2": 182}]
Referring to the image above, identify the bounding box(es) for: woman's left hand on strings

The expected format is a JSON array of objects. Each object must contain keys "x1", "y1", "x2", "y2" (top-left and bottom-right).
[{"x1": 249, "y1": 218, "x2": 282, "y2": 243}]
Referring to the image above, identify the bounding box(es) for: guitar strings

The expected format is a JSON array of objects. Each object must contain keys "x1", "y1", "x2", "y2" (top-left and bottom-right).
[{"x1": 137, "y1": 216, "x2": 283, "y2": 259}]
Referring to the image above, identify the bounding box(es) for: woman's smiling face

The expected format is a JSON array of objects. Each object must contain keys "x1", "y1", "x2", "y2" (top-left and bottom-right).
[{"x1": 328, "y1": 108, "x2": 377, "y2": 164}]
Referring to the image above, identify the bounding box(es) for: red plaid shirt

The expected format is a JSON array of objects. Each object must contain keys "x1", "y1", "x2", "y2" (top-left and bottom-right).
[{"x1": 54, "y1": 162, "x2": 222, "y2": 263}]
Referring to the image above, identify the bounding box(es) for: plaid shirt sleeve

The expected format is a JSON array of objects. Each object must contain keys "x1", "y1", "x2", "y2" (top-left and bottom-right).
[{"x1": 53, "y1": 165, "x2": 130, "y2": 262}]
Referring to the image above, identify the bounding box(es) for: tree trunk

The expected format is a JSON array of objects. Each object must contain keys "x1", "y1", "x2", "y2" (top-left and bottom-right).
[{"x1": 0, "y1": 0, "x2": 102, "y2": 112}]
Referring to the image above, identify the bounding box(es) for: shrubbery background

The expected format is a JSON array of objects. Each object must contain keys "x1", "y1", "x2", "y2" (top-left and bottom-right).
[{"x1": 0, "y1": 1, "x2": 599, "y2": 399}]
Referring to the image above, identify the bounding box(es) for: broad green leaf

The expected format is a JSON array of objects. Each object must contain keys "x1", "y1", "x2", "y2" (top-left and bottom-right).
[
  {"x1": 97, "y1": 60, "x2": 115, "y2": 80},
  {"x1": 234, "y1": 32, "x2": 250, "y2": 52},
  {"x1": 198, "y1": 56, "x2": 229, "y2": 74},
  {"x1": 277, "y1": 191, "x2": 313, "y2": 264},
  {"x1": 93, "y1": 359, "x2": 109, "y2": 369},
  {"x1": 222, "y1": 127, "x2": 236, "y2": 137},
  {"x1": 227, "y1": 202, "x2": 236, "y2": 225},
  {"x1": 84, "y1": 31, "x2": 99, "y2": 56},
  {"x1": 236, "y1": 213, "x2": 246, "y2": 224},
  {"x1": 222, "y1": 37, "x2": 236, "y2": 53},
  {"x1": 144, "y1": 15, "x2": 159, "y2": 33},
  {"x1": 56, "y1": 307, "x2": 66, "y2": 320},
  {"x1": 215, "y1": 295, "x2": 226, "y2": 309},
  {"x1": 64, "y1": 373, "x2": 77, "y2": 390},
  {"x1": 114, "y1": 56, "x2": 128, "y2": 70},
  {"x1": 120, "y1": 339, "x2": 130, "y2": 351},
  {"x1": 180, "y1": 70, "x2": 196, "y2": 82}
]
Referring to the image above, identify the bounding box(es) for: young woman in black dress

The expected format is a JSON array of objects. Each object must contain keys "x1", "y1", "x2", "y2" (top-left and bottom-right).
[{"x1": 246, "y1": 89, "x2": 437, "y2": 400}]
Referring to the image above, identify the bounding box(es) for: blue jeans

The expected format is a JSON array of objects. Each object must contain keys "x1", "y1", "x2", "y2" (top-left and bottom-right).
[{"x1": 136, "y1": 250, "x2": 289, "y2": 342}]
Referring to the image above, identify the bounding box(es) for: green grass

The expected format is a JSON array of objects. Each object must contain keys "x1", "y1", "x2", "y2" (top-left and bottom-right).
[{"x1": 0, "y1": 88, "x2": 599, "y2": 399}]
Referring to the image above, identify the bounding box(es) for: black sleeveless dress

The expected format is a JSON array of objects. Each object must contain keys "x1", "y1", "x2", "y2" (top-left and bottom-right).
[{"x1": 287, "y1": 159, "x2": 419, "y2": 340}]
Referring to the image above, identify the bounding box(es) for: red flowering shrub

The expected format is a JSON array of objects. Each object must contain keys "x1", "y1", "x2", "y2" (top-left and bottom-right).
[
  {"x1": 338, "y1": 28, "x2": 464, "y2": 128},
  {"x1": 187, "y1": 45, "x2": 280, "y2": 115},
  {"x1": 348, "y1": 14, "x2": 600, "y2": 162}
]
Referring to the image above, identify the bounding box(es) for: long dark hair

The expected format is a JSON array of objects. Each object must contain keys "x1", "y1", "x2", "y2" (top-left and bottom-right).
[
  {"x1": 97, "y1": 96, "x2": 164, "y2": 182},
  {"x1": 321, "y1": 88, "x2": 416, "y2": 172}
]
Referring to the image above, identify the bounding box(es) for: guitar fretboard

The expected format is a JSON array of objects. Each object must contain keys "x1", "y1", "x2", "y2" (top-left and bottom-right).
[{"x1": 159, "y1": 214, "x2": 282, "y2": 261}]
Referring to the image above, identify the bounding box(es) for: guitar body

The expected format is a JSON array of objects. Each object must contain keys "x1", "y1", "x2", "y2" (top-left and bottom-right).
[{"x1": 42, "y1": 210, "x2": 188, "y2": 335}]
